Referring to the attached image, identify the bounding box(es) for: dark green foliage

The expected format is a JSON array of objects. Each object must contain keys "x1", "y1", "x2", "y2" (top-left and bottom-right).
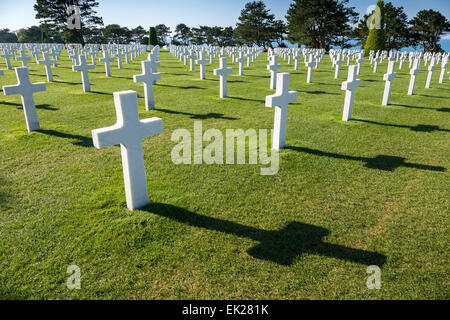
[
  {"x1": 0, "y1": 29, "x2": 18, "y2": 43},
  {"x1": 286, "y1": 0, "x2": 358, "y2": 50},
  {"x1": 174, "y1": 24, "x2": 191, "y2": 45},
  {"x1": 410, "y1": 9, "x2": 450, "y2": 52},
  {"x1": 234, "y1": 1, "x2": 277, "y2": 47},
  {"x1": 149, "y1": 27, "x2": 158, "y2": 46},
  {"x1": 34, "y1": 0, "x2": 103, "y2": 45},
  {"x1": 155, "y1": 24, "x2": 171, "y2": 46}
]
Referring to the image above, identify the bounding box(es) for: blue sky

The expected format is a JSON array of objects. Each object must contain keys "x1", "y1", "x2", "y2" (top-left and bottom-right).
[{"x1": 0, "y1": 0, "x2": 449, "y2": 38}]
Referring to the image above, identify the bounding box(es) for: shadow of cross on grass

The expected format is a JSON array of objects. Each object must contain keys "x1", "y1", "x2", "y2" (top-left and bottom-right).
[
  {"x1": 286, "y1": 146, "x2": 446, "y2": 172},
  {"x1": 157, "y1": 108, "x2": 238, "y2": 120},
  {"x1": 38, "y1": 129, "x2": 92, "y2": 147},
  {"x1": 144, "y1": 203, "x2": 387, "y2": 266},
  {"x1": 354, "y1": 119, "x2": 450, "y2": 133}
]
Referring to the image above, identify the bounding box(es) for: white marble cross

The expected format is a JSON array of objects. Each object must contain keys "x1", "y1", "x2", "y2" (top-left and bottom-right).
[
  {"x1": 195, "y1": 51, "x2": 209, "y2": 80},
  {"x1": 99, "y1": 51, "x2": 114, "y2": 77},
  {"x1": 188, "y1": 51, "x2": 196, "y2": 71},
  {"x1": 72, "y1": 55, "x2": 95, "y2": 92},
  {"x1": 116, "y1": 50, "x2": 124, "y2": 69},
  {"x1": 373, "y1": 56, "x2": 380, "y2": 73},
  {"x1": 213, "y1": 57, "x2": 232, "y2": 98},
  {"x1": 356, "y1": 54, "x2": 363, "y2": 75},
  {"x1": 425, "y1": 57, "x2": 436, "y2": 88},
  {"x1": 408, "y1": 58, "x2": 420, "y2": 95},
  {"x1": 37, "y1": 52, "x2": 56, "y2": 82},
  {"x1": 382, "y1": 60, "x2": 397, "y2": 106},
  {"x1": 147, "y1": 54, "x2": 160, "y2": 84},
  {"x1": 237, "y1": 52, "x2": 246, "y2": 76},
  {"x1": 341, "y1": 65, "x2": 360, "y2": 121},
  {"x1": 334, "y1": 54, "x2": 343, "y2": 79},
  {"x1": 16, "y1": 50, "x2": 32, "y2": 67},
  {"x1": 265, "y1": 73, "x2": 297, "y2": 150},
  {"x1": 439, "y1": 56, "x2": 448, "y2": 84},
  {"x1": 2, "y1": 67, "x2": 46, "y2": 132},
  {"x1": 133, "y1": 60, "x2": 161, "y2": 110},
  {"x1": 267, "y1": 55, "x2": 281, "y2": 90},
  {"x1": 92, "y1": 91, "x2": 163, "y2": 210},
  {"x1": 0, "y1": 51, "x2": 14, "y2": 70},
  {"x1": 305, "y1": 54, "x2": 315, "y2": 83},
  {"x1": 293, "y1": 51, "x2": 301, "y2": 71}
]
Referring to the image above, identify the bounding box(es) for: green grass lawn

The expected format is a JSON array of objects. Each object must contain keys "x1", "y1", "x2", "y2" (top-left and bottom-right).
[{"x1": 0, "y1": 49, "x2": 448, "y2": 299}]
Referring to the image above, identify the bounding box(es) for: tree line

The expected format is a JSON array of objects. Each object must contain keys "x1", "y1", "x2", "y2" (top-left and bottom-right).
[{"x1": 0, "y1": 0, "x2": 448, "y2": 52}]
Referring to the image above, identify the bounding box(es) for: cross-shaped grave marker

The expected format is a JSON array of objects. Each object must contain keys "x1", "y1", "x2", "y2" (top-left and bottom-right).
[
  {"x1": 408, "y1": 58, "x2": 420, "y2": 95},
  {"x1": 99, "y1": 50, "x2": 114, "y2": 77},
  {"x1": 425, "y1": 57, "x2": 436, "y2": 89},
  {"x1": 267, "y1": 55, "x2": 281, "y2": 90},
  {"x1": 195, "y1": 51, "x2": 209, "y2": 80},
  {"x1": 237, "y1": 52, "x2": 246, "y2": 76},
  {"x1": 37, "y1": 52, "x2": 56, "y2": 82},
  {"x1": 2, "y1": 67, "x2": 46, "y2": 132},
  {"x1": 0, "y1": 50, "x2": 14, "y2": 70},
  {"x1": 213, "y1": 57, "x2": 232, "y2": 98},
  {"x1": 382, "y1": 60, "x2": 397, "y2": 106},
  {"x1": 439, "y1": 56, "x2": 448, "y2": 84},
  {"x1": 341, "y1": 65, "x2": 360, "y2": 121},
  {"x1": 133, "y1": 60, "x2": 161, "y2": 110},
  {"x1": 305, "y1": 54, "x2": 315, "y2": 83},
  {"x1": 265, "y1": 73, "x2": 297, "y2": 150},
  {"x1": 92, "y1": 90, "x2": 163, "y2": 210},
  {"x1": 15, "y1": 49, "x2": 32, "y2": 67},
  {"x1": 72, "y1": 55, "x2": 95, "y2": 93},
  {"x1": 334, "y1": 54, "x2": 343, "y2": 79}
]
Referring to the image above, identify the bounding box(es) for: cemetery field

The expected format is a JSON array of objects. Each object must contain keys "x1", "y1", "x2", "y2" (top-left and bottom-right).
[{"x1": 0, "y1": 49, "x2": 449, "y2": 300}]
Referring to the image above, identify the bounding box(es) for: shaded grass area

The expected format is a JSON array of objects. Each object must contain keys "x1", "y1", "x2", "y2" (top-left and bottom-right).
[{"x1": 0, "y1": 50, "x2": 448, "y2": 299}]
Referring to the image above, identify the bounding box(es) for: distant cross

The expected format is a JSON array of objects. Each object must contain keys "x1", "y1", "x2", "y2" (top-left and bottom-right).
[
  {"x1": 16, "y1": 49, "x2": 32, "y2": 67},
  {"x1": 90, "y1": 50, "x2": 98, "y2": 66},
  {"x1": 213, "y1": 57, "x2": 233, "y2": 98},
  {"x1": 305, "y1": 54, "x2": 315, "y2": 83},
  {"x1": 382, "y1": 60, "x2": 397, "y2": 106},
  {"x1": 2, "y1": 67, "x2": 46, "y2": 132},
  {"x1": 334, "y1": 54, "x2": 343, "y2": 79},
  {"x1": 424, "y1": 57, "x2": 436, "y2": 89},
  {"x1": 237, "y1": 52, "x2": 246, "y2": 76},
  {"x1": 408, "y1": 58, "x2": 420, "y2": 95},
  {"x1": 356, "y1": 54, "x2": 363, "y2": 75},
  {"x1": 267, "y1": 55, "x2": 281, "y2": 90},
  {"x1": 373, "y1": 55, "x2": 380, "y2": 73},
  {"x1": 69, "y1": 52, "x2": 79, "y2": 65},
  {"x1": 133, "y1": 60, "x2": 161, "y2": 110},
  {"x1": 341, "y1": 65, "x2": 360, "y2": 121},
  {"x1": 99, "y1": 50, "x2": 114, "y2": 77},
  {"x1": 37, "y1": 52, "x2": 56, "y2": 82},
  {"x1": 0, "y1": 50, "x2": 14, "y2": 70},
  {"x1": 187, "y1": 50, "x2": 196, "y2": 71},
  {"x1": 147, "y1": 54, "x2": 160, "y2": 84},
  {"x1": 116, "y1": 50, "x2": 124, "y2": 69},
  {"x1": 91, "y1": 90, "x2": 163, "y2": 210},
  {"x1": 195, "y1": 51, "x2": 209, "y2": 80},
  {"x1": 439, "y1": 56, "x2": 448, "y2": 84},
  {"x1": 265, "y1": 73, "x2": 297, "y2": 150},
  {"x1": 293, "y1": 51, "x2": 301, "y2": 71},
  {"x1": 72, "y1": 55, "x2": 95, "y2": 93}
]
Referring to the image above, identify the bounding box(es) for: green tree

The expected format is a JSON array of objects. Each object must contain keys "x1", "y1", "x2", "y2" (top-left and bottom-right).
[
  {"x1": 191, "y1": 26, "x2": 207, "y2": 45},
  {"x1": 17, "y1": 26, "x2": 42, "y2": 43},
  {"x1": 104, "y1": 24, "x2": 131, "y2": 44},
  {"x1": 131, "y1": 26, "x2": 147, "y2": 44},
  {"x1": 286, "y1": 0, "x2": 358, "y2": 50},
  {"x1": 155, "y1": 24, "x2": 171, "y2": 46},
  {"x1": 384, "y1": 2, "x2": 412, "y2": 50},
  {"x1": 34, "y1": 0, "x2": 103, "y2": 45},
  {"x1": 234, "y1": 1, "x2": 276, "y2": 47},
  {"x1": 271, "y1": 20, "x2": 287, "y2": 47},
  {"x1": 410, "y1": 9, "x2": 450, "y2": 52},
  {"x1": 174, "y1": 24, "x2": 191, "y2": 45},
  {"x1": 364, "y1": 0, "x2": 387, "y2": 55},
  {"x1": 149, "y1": 27, "x2": 158, "y2": 46},
  {"x1": 0, "y1": 29, "x2": 18, "y2": 43}
]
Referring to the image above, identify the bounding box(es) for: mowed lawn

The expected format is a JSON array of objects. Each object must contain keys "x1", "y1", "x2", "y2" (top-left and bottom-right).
[{"x1": 0, "y1": 49, "x2": 448, "y2": 299}]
